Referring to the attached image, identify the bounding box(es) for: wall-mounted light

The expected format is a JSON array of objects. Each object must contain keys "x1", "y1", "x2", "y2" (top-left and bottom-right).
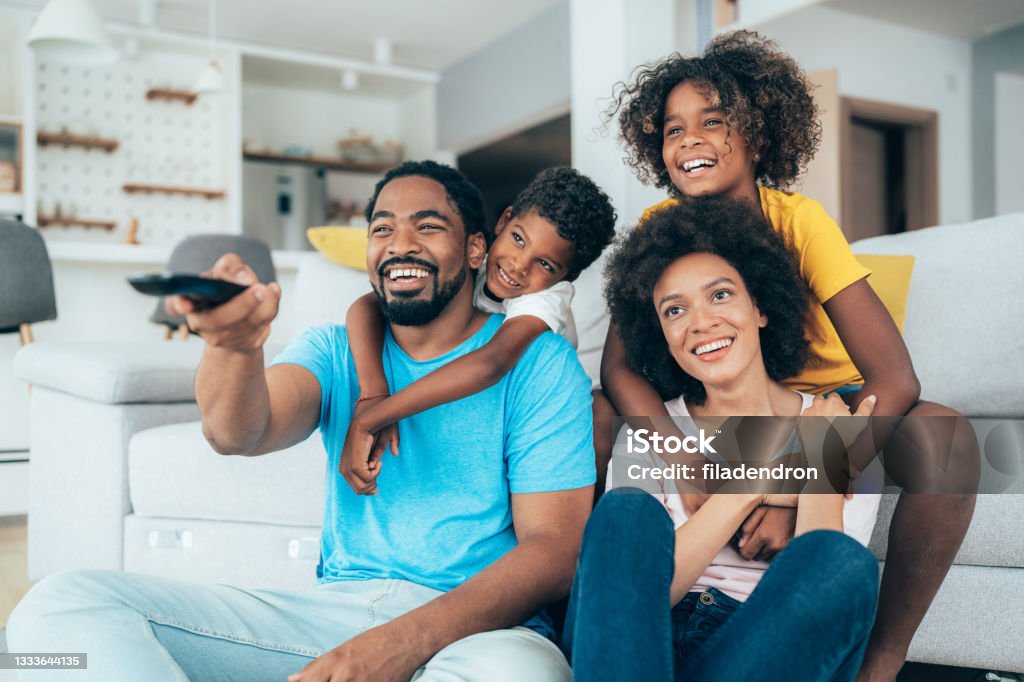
[
  {"x1": 193, "y1": 0, "x2": 224, "y2": 94},
  {"x1": 340, "y1": 69, "x2": 358, "y2": 91},
  {"x1": 27, "y1": 0, "x2": 118, "y2": 65},
  {"x1": 373, "y1": 38, "x2": 392, "y2": 66}
]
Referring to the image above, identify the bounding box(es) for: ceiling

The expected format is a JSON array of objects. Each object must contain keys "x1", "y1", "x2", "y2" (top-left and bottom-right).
[
  {"x1": 9, "y1": 0, "x2": 564, "y2": 71},
  {"x1": 823, "y1": 0, "x2": 1024, "y2": 40}
]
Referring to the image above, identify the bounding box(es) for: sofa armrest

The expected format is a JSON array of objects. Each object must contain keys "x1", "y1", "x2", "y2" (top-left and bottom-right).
[{"x1": 14, "y1": 341, "x2": 205, "y2": 404}]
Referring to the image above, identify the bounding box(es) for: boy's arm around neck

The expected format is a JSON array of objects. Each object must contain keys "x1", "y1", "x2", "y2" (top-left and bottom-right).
[
  {"x1": 346, "y1": 291, "x2": 390, "y2": 397},
  {"x1": 357, "y1": 315, "x2": 550, "y2": 432}
]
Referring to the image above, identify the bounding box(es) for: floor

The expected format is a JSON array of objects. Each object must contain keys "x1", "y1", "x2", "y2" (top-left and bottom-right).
[
  {"x1": 0, "y1": 515, "x2": 29, "y2": 628},
  {"x1": 0, "y1": 517, "x2": 1009, "y2": 680}
]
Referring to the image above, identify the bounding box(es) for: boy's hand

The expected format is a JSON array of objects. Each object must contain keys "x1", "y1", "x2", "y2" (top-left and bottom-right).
[{"x1": 339, "y1": 397, "x2": 400, "y2": 496}]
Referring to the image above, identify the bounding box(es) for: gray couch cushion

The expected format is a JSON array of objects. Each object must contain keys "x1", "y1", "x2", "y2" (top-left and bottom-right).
[
  {"x1": 129, "y1": 421, "x2": 325, "y2": 526},
  {"x1": 851, "y1": 214, "x2": 1024, "y2": 418}
]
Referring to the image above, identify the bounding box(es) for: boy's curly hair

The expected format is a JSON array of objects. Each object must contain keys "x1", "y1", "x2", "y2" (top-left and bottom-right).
[
  {"x1": 604, "y1": 197, "x2": 810, "y2": 404},
  {"x1": 510, "y1": 167, "x2": 618, "y2": 275},
  {"x1": 607, "y1": 30, "x2": 821, "y2": 193}
]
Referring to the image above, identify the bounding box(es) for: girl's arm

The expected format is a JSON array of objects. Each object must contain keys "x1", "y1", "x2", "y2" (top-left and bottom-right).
[
  {"x1": 346, "y1": 292, "x2": 390, "y2": 398},
  {"x1": 355, "y1": 315, "x2": 550, "y2": 434},
  {"x1": 602, "y1": 322, "x2": 709, "y2": 507},
  {"x1": 669, "y1": 494, "x2": 795, "y2": 605},
  {"x1": 600, "y1": 321, "x2": 670, "y2": 418},
  {"x1": 823, "y1": 279, "x2": 920, "y2": 417}
]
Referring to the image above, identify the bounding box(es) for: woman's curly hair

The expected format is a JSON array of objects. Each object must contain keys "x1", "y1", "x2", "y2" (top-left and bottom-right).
[
  {"x1": 604, "y1": 196, "x2": 810, "y2": 404},
  {"x1": 606, "y1": 30, "x2": 821, "y2": 193}
]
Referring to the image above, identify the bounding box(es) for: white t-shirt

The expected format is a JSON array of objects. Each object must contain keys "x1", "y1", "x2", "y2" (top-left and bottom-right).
[
  {"x1": 472, "y1": 256, "x2": 578, "y2": 348},
  {"x1": 607, "y1": 391, "x2": 882, "y2": 602}
]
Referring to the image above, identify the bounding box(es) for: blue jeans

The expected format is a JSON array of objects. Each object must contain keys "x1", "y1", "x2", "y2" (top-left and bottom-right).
[
  {"x1": 7, "y1": 571, "x2": 570, "y2": 681},
  {"x1": 563, "y1": 488, "x2": 879, "y2": 682}
]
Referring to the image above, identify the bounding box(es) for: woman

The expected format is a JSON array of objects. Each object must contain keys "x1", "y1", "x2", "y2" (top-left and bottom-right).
[{"x1": 563, "y1": 197, "x2": 881, "y2": 682}]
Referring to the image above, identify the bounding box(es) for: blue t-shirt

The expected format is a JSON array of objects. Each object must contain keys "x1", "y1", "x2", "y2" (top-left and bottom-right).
[{"x1": 272, "y1": 313, "x2": 595, "y2": 637}]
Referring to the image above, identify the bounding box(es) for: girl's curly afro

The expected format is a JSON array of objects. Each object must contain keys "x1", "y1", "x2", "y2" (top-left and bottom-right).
[
  {"x1": 604, "y1": 196, "x2": 810, "y2": 404},
  {"x1": 607, "y1": 30, "x2": 821, "y2": 194}
]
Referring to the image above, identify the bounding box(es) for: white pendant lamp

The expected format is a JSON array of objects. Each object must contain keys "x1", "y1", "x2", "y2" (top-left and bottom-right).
[
  {"x1": 28, "y1": 0, "x2": 118, "y2": 65},
  {"x1": 193, "y1": 0, "x2": 224, "y2": 94}
]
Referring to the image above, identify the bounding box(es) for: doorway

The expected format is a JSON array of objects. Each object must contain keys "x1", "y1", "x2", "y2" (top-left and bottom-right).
[
  {"x1": 457, "y1": 114, "x2": 571, "y2": 227},
  {"x1": 840, "y1": 98, "x2": 938, "y2": 241}
]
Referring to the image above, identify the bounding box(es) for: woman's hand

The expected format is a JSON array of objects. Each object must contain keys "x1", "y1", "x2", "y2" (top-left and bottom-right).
[{"x1": 801, "y1": 392, "x2": 875, "y2": 419}]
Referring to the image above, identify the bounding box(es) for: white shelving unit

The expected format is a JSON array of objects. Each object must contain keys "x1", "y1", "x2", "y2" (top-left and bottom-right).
[{"x1": 0, "y1": 7, "x2": 441, "y2": 515}]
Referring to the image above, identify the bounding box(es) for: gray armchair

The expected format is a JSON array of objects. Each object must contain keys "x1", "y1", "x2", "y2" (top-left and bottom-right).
[{"x1": 0, "y1": 219, "x2": 56, "y2": 345}]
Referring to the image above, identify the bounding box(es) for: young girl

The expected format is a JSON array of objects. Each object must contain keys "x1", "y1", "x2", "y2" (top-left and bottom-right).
[
  {"x1": 565, "y1": 197, "x2": 880, "y2": 681},
  {"x1": 599, "y1": 30, "x2": 977, "y2": 680},
  {"x1": 340, "y1": 166, "x2": 616, "y2": 495}
]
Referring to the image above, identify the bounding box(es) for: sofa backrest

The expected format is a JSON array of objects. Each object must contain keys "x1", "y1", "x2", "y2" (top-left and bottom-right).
[{"x1": 852, "y1": 213, "x2": 1024, "y2": 418}]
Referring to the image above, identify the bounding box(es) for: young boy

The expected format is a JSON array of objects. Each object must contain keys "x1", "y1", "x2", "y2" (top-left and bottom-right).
[{"x1": 340, "y1": 166, "x2": 617, "y2": 494}]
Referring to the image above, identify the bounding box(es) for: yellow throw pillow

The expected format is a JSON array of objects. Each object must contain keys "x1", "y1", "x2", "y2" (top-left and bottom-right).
[
  {"x1": 307, "y1": 226, "x2": 369, "y2": 272},
  {"x1": 854, "y1": 254, "x2": 915, "y2": 334}
]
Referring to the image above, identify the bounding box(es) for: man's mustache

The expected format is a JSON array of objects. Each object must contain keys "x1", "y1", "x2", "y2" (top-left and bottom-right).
[{"x1": 377, "y1": 257, "x2": 438, "y2": 280}]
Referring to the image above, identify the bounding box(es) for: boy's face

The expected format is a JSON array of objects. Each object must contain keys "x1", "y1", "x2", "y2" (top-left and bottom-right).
[
  {"x1": 484, "y1": 209, "x2": 574, "y2": 300},
  {"x1": 653, "y1": 252, "x2": 767, "y2": 392},
  {"x1": 661, "y1": 81, "x2": 759, "y2": 203}
]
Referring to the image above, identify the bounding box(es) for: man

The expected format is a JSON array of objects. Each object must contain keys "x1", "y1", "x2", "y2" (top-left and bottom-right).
[{"x1": 8, "y1": 161, "x2": 595, "y2": 681}]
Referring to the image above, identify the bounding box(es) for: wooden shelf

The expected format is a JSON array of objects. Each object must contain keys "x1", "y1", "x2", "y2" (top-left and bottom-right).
[
  {"x1": 243, "y1": 150, "x2": 393, "y2": 174},
  {"x1": 38, "y1": 215, "x2": 116, "y2": 231},
  {"x1": 37, "y1": 132, "x2": 119, "y2": 152},
  {"x1": 122, "y1": 183, "x2": 225, "y2": 200},
  {"x1": 145, "y1": 88, "x2": 198, "y2": 105}
]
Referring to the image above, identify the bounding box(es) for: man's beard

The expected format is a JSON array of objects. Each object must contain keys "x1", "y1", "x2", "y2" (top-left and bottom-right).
[{"x1": 373, "y1": 259, "x2": 467, "y2": 327}]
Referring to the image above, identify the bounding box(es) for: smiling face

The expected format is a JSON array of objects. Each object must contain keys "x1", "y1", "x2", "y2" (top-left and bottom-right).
[
  {"x1": 661, "y1": 81, "x2": 759, "y2": 202},
  {"x1": 366, "y1": 175, "x2": 485, "y2": 326},
  {"x1": 654, "y1": 252, "x2": 768, "y2": 392},
  {"x1": 483, "y1": 208, "x2": 574, "y2": 300}
]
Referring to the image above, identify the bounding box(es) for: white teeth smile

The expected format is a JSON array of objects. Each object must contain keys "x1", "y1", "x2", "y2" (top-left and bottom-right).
[
  {"x1": 694, "y1": 338, "x2": 732, "y2": 355},
  {"x1": 498, "y1": 266, "x2": 521, "y2": 288},
  {"x1": 387, "y1": 268, "x2": 430, "y2": 280},
  {"x1": 683, "y1": 158, "x2": 717, "y2": 172}
]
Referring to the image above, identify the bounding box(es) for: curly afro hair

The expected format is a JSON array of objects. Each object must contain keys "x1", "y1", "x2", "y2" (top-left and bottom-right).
[
  {"x1": 604, "y1": 196, "x2": 810, "y2": 404},
  {"x1": 607, "y1": 30, "x2": 821, "y2": 194},
  {"x1": 366, "y1": 160, "x2": 486, "y2": 241},
  {"x1": 510, "y1": 167, "x2": 618, "y2": 275}
]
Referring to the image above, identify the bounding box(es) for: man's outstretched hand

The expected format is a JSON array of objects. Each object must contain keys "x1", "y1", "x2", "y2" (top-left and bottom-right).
[{"x1": 165, "y1": 252, "x2": 281, "y2": 353}]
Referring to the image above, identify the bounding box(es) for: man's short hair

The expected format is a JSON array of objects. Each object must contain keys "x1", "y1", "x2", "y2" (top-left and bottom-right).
[{"x1": 365, "y1": 160, "x2": 487, "y2": 241}]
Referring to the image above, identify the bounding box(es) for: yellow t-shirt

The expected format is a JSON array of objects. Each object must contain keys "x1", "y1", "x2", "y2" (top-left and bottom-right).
[{"x1": 641, "y1": 187, "x2": 870, "y2": 394}]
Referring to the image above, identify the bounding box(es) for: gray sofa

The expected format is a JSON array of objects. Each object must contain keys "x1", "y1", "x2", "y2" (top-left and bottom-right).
[{"x1": 13, "y1": 213, "x2": 1024, "y2": 672}]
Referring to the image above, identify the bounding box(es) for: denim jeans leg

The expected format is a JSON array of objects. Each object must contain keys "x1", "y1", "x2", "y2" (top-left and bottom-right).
[
  {"x1": 6, "y1": 570, "x2": 399, "y2": 682},
  {"x1": 679, "y1": 530, "x2": 879, "y2": 682},
  {"x1": 563, "y1": 487, "x2": 676, "y2": 682}
]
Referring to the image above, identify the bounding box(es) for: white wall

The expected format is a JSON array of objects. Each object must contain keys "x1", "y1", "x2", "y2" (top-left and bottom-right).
[
  {"x1": 0, "y1": 11, "x2": 24, "y2": 116},
  {"x1": 438, "y1": 2, "x2": 570, "y2": 154},
  {"x1": 752, "y1": 5, "x2": 973, "y2": 226},
  {"x1": 398, "y1": 84, "x2": 438, "y2": 162},
  {"x1": 995, "y1": 71, "x2": 1024, "y2": 216}
]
